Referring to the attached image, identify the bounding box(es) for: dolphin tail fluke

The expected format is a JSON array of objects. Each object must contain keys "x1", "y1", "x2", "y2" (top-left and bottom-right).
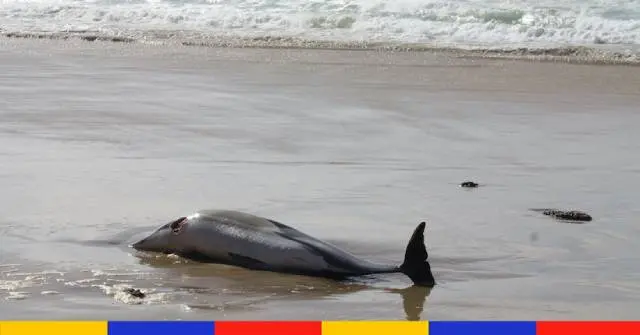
[{"x1": 399, "y1": 222, "x2": 436, "y2": 287}]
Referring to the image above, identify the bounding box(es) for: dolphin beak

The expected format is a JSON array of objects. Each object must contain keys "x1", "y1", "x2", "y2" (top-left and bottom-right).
[{"x1": 131, "y1": 238, "x2": 145, "y2": 249}]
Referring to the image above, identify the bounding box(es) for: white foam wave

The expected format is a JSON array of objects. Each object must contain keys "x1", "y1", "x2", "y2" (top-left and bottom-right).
[
  {"x1": 0, "y1": 279, "x2": 30, "y2": 291},
  {"x1": 5, "y1": 291, "x2": 30, "y2": 300},
  {"x1": 1, "y1": 0, "x2": 639, "y2": 47}
]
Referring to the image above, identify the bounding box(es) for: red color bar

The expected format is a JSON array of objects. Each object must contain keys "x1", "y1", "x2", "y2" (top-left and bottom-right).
[
  {"x1": 537, "y1": 321, "x2": 640, "y2": 335},
  {"x1": 215, "y1": 321, "x2": 321, "y2": 335}
]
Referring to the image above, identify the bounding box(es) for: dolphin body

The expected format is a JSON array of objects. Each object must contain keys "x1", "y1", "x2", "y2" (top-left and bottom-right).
[{"x1": 132, "y1": 210, "x2": 436, "y2": 287}]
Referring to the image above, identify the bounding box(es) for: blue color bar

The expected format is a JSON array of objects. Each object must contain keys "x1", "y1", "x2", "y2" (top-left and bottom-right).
[
  {"x1": 430, "y1": 321, "x2": 536, "y2": 335},
  {"x1": 108, "y1": 321, "x2": 214, "y2": 335}
]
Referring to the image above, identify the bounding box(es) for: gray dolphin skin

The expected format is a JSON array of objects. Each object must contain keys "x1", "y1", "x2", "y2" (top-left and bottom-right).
[{"x1": 132, "y1": 210, "x2": 436, "y2": 287}]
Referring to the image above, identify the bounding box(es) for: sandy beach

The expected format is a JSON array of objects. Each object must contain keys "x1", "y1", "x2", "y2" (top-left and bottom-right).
[{"x1": 1, "y1": 37, "x2": 639, "y2": 320}]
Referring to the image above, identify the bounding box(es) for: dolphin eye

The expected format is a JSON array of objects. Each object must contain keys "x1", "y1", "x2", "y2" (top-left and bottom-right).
[{"x1": 169, "y1": 217, "x2": 187, "y2": 235}]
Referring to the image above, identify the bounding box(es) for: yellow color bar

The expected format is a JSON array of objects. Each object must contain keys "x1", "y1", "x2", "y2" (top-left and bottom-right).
[
  {"x1": 322, "y1": 321, "x2": 428, "y2": 335},
  {"x1": 0, "y1": 321, "x2": 107, "y2": 335}
]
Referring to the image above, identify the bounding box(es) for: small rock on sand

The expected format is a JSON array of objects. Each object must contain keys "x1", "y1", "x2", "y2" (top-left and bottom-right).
[
  {"x1": 460, "y1": 181, "x2": 479, "y2": 188},
  {"x1": 123, "y1": 288, "x2": 146, "y2": 299}
]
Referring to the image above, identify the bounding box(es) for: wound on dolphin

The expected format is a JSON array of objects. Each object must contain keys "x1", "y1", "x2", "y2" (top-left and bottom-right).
[{"x1": 131, "y1": 210, "x2": 436, "y2": 287}]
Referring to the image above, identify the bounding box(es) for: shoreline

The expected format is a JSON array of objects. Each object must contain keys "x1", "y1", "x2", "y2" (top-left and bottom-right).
[
  {"x1": 2, "y1": 30, "x2": 639, "y2": 67},
  {"x1": 2, "y1": 26, "x2": 640, "y2": 320}
]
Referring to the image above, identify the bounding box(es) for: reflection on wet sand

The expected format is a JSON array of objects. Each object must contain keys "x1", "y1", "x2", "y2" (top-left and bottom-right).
[
  {"x1": 386, "y1": 286, "x2": 432, "y2": 321},
  {"x1": 135, "y1": 251, "x2": 432, "y2": 320}
]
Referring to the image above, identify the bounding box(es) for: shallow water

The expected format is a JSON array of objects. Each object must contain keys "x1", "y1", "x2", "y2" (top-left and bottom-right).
[{"x1": 0, "y1": 39, "x2": 640, "y2": 320}]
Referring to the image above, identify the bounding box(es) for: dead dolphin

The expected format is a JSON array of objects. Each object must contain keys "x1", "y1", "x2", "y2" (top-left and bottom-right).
[{"x1": 132, "y1": 210, "x2": 435, "y2": 287}]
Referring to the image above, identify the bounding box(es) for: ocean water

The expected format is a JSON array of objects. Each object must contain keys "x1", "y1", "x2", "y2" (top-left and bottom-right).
[{"x1": 1, "y1": 0, "x2": 640, "y2": 50}]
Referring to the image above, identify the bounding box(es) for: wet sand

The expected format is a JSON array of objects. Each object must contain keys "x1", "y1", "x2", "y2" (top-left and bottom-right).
[{"x1": 1, "y1": 38, "x2": 639, "y2": 320}]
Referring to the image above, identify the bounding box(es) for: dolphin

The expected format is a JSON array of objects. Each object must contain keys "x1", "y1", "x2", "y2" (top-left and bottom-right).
[{"x1": 131, "y1": 210, "x2": 436, "y2": 287}]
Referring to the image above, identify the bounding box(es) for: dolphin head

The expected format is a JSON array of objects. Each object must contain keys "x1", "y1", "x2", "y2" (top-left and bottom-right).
[{"x1": 132, "y1": 216, "x2": 191, "y2": 253}]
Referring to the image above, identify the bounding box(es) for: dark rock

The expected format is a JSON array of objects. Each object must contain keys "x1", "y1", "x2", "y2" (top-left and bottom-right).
[
  {"x1": 123, "y1": 288, "x2": 145, "y2": 299},
  {"x1": 460, "y1": 181, "x2": 479, "y2": 188},
  {"x1": 532, "y1": 208, "x2": 592, "y2": 222},
  {"x1": 544, "y1": 210, "x2": 592, "y2": 222},
  {"x1": 80, "y1": 36, "x2": 98, "y2": 42}
]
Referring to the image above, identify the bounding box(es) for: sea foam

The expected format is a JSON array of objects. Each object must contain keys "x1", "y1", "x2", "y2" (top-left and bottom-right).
[
  {"x1": 2, "y1": 0, "x2": 639, "y2": 45},
  {"x1": 1, "y1": 0, "x2": 639, "y2": 63}
]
